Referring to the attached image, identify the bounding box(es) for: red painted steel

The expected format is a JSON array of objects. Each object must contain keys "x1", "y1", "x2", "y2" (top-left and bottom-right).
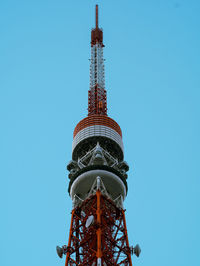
[
  {"x1": 65, "y1": 192, "x2": 132, "y2": 265},
  {"x1": 88, "y1": 85, "x2": 107, "y2": 116},
  {"x1": 96, "y1": 4, "x2": 98, "y2": 28},
  {"x1": 89, "y1": 5, "x2": 107, "y2": 116},
  {"x1": 91, "y1": 5, "x2": 103, "y2": 47},
  {"x1": 73, "y1": 115, "x2": 122, "y2": 138}
]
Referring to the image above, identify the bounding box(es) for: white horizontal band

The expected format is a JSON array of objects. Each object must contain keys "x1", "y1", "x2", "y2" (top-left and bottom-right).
[{"x1": 72, "y1": 125, "x2": 124, "y2": 153}]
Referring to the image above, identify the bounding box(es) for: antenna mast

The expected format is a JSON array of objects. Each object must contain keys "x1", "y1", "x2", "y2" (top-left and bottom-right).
[
  {"x1": 96, "y1": 4, "x2": 98, "y2": 28},
  {"x1": 88, "y1": 5, "x2": 107, "y2": 116}
]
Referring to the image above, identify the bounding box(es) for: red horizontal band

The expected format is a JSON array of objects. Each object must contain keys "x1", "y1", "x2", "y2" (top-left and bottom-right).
[{"x1": 73, "y1": 115, "x2": 122, "y2": 138}]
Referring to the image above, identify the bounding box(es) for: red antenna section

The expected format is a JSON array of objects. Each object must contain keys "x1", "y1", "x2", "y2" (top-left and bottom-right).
[
  {"x1": 91, "y1": 5, "x2": 103, "y2": 46},
  {"x1": 96, "y1": 4, "x2": 98, "y2": 28},
  {"x1": 89, "y1": 5, "x2": 107, "y2": 116}
]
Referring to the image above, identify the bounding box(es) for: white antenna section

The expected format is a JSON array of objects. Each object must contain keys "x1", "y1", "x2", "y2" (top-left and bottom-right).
[{"x1": 90, "y1": 44, "x2": 105, "y2": 90}]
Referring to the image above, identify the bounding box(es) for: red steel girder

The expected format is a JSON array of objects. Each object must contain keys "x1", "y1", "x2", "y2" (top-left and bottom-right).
[{"x1": 65, "y1": 191, "x2": 132, "y2": 265}]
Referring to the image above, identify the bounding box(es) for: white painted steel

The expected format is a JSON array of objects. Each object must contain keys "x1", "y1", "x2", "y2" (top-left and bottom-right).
[
  {"x1": 97, "y1": 258, "x2": 102, "y2": 266},
  {"x1": 72, "y1": 125, "x2": 124, "y2": 153},
  {"x1": 70, "y1": 169, "x2": 126, "y2": 201},
  {"x1": 90, "y1": 44, "x2": 105, "y2": 90},
  {"x1": 86, "y1": 215, "x2": 94, "y2": 228}
]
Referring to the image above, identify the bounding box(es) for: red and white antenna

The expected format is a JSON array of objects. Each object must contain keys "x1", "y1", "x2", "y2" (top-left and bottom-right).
[{"x1": 88, "y1": 5, "x2": 107, "y2": 116}]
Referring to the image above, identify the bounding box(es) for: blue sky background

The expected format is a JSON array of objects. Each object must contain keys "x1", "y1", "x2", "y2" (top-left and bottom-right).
[{"x1": 1, "y1": 0, "x2": 200, "y2": 265}]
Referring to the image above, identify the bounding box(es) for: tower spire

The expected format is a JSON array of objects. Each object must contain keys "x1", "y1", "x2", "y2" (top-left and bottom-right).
[
  {"x1": 91, "y1": 4, "x2": 103, "y2": 46},
  {"x1": 96, "y1": 4, "x2": 98, "y2": 28},
  {"x1": 89, "y1": 5, "x2": 107, "y2": 116}
]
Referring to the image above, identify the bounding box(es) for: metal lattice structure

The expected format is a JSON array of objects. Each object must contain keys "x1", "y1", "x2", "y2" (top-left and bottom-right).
[
  {"x1": 65, "y1": 179, "x2": 132, "y2": 266},
  {"x1": 57, "y1": 5, "x2": 141, "y2": 266},
  {"x1": 88, "y1": 5, "x2": 107, "y2": 116}
]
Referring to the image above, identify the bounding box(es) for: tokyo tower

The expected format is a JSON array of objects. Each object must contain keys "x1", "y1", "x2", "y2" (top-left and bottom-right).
[{"x1": 57, "y1": 5, "x2": 141, "y2": 266}]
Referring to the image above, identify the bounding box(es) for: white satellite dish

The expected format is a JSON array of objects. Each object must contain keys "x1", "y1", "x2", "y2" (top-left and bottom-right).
[
  {"x1": 86, "y1": 215, "x2": 94, "y2": 228},
  {"x1": 81, "y1": 211, "x2": 86, "y2": 217}
]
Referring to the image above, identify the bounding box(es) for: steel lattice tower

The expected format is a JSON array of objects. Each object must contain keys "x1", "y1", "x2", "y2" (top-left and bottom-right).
[{"x1": 57, "y1": 5, "x2": 141, "y2": 265}]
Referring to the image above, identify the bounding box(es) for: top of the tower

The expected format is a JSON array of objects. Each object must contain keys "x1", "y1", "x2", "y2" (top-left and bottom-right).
[
  {"x1": 91, "y1": 5, "x2": 104, "y2": 47},
  {"x1": 68, "y1": 5, "x2": 127, "y2": 198},
  {"x1": 95, "y1": 4, "x2": 98, "y2": 28},
  {"x1": 88, "y1": 5, "x2": 107, "y2": 116}
]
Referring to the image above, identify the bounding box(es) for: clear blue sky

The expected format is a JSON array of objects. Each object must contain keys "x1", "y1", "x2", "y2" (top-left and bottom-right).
[{"x1": 1, "y1": 0, "x2": 200, "y2": 265}]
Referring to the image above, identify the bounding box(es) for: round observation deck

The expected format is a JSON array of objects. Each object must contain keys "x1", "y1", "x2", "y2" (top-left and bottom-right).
[
  {"x1": 70, "y1": 169, "x2": 127, "y2": 202},
  {"x1": 72, "y1": 115, "x2": 124, "y2": 160}
]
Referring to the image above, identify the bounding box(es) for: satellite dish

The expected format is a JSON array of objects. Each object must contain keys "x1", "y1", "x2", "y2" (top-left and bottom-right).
[
  {"x1": 86, "y1": 215, "x2": 94, "y2": 228},
  {"x1": 56, "y1": 246, "x2": 64, "y2": 258},
  {"x1": 133, "y1": 244, "x2": 141, "y2": 257}
]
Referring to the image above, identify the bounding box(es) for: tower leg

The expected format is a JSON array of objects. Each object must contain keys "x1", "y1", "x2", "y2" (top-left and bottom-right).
[{"x1": 65, "y1": 191, "x2": 132, "y2": 265}]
